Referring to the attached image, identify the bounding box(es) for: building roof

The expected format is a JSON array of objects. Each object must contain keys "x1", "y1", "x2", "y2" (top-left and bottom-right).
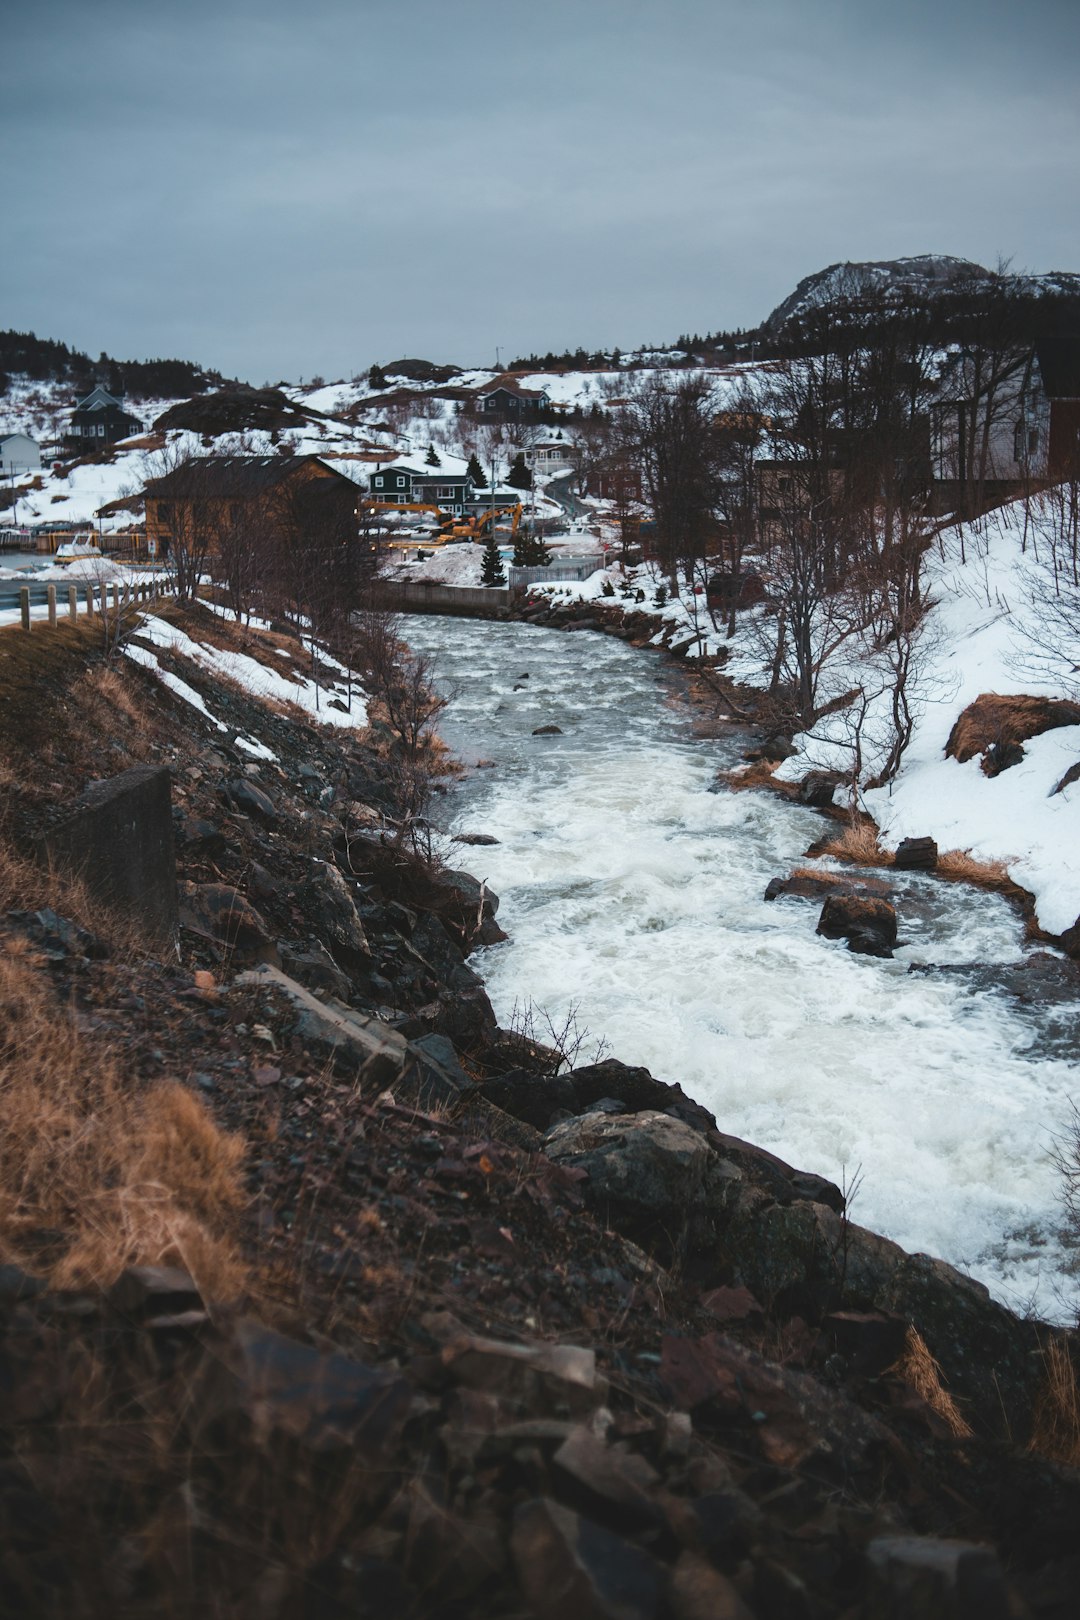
[
  {"x1": 74, "y1": 385, "x2": 132, "y2": 413},
  {"x1": 474, "y1": 376, "x2": 550, "y2": 402},
  {"x1": 144, "y1": 454, "x2": 356, "y2": 499}
]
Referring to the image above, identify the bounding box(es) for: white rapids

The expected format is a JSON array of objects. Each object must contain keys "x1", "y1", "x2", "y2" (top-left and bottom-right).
[{"x1": 403, "y1": 614, "x2": 1080, "y2": 1321}]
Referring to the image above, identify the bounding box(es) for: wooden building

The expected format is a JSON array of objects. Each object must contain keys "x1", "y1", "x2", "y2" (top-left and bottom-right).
[
  {"x1": 68, "y1": 386, "x2": 144, "y2": 446},
  {"x1": 143, "y1": 454, "x2": 358, "y2": 559}
]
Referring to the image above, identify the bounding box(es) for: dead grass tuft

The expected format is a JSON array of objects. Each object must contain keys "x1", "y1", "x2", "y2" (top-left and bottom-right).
[
  {"x1": 0, "y1": 947, "x2": 246, "y2": 1299},
  {"x1": 718, "y1": 760, "x2": 798, "y2": 796},
  {"x1": 1028, "y1": 1337, "x2": 1080, "y2": 1466},
  {"x1": 936, "y1": 848, "x2": 1014, "y2": 890},
  {"x1": 890, "y1": 1326, "x2": 974, "y2": 1438},
  {"x1": 946, "y1": 692, "x2": 1080, "y2": 764},
  {"x1": 817, "y1": 821, "x2": 893, "y2": 867}
]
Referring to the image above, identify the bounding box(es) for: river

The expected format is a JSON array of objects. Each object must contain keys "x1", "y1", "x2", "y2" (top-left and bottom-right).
[{"x1": 402, "y1": 613, "x2": 1080, "y2": 1321}]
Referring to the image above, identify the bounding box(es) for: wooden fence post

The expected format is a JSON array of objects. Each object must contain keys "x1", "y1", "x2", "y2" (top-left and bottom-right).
[
  {"x1": 47, "y1": 585, "x2": 57, "y2": 628},
  {"x1": 86, "y1": 584, "x2": 95, "y2": 616},
  {"x1": 20, "y1": 587, "x2": 30, "y2": 632}
]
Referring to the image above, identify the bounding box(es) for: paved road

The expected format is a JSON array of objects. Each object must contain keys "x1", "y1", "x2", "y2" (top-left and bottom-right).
[{"x1": 544, "y1": 470, "x2": 589, "y2": 521}]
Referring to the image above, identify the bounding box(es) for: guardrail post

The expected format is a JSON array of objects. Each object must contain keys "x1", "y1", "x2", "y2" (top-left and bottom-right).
[
  {"x1": 47, "y1": 584, "x2": 57, "y2": 627},
  {"x1": 68, "y1": 585, "x2": 78, "y2": 621},
  {"x1": 20, "y1": 586, "x2": 30, "y2": 631}
]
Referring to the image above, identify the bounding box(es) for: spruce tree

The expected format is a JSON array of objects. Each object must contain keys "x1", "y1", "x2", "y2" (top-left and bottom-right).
[
  {"x1": 506, "y1": 451, "x2": 532, "y2": 491},
  {"x1": 425, "y1": 443, "x2": 440, "y2": 467},
  {"x1": 368, "y1": 364, "x2": 388, "y2": 390},
  {"x1": 513, "y1": 533, "x2": 551, "y2": 568},
  {"x1": 480, "y1": 532, "x2": 506, "y2": 587},
  {"x1": 466, "y1": 451, "x2": 484, "y2": 485}
]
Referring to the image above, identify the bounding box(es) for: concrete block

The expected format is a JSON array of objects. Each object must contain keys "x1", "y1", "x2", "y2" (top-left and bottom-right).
[{"x1": 37, "y1": 765, "x2": 178, "y2": 943}]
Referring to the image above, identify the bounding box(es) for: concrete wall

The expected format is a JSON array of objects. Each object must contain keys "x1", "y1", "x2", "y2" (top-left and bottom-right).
[
  {"x1": 37, "y1": 765, "x2": 177, "y2": 944},
  {"x1": 509, "y1": 555, "x2": 605, "y2": 588},
  {"x1": 376, "y1": 580, "x2": 511, "y2": 618}
]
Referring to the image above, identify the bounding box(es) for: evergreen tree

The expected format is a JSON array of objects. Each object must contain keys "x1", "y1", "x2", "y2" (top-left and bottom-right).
[
  {"x1": 506, "y1": 451, "x2": 532, "y2": 491},
  {"x1": 480, "y1": 532, "x2": 506, "y2": 587},
  {"x1": 512, "y1": 533, "x2": 552, "y2": 568},
  {"x1": 466, "y1": 451, "x2": 484, "y2": 484},
  {"x1": 425, "y1": 442, "x2": 440, "y2": 466},
  {"x1": 368, "y1": 364, "x2": 388, "y2": 390}
]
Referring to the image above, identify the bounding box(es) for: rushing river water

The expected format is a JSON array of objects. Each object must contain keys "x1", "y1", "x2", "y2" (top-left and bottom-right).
[{"x1": 403, "y1": 614, "x2": 1080, "y2": 1321}]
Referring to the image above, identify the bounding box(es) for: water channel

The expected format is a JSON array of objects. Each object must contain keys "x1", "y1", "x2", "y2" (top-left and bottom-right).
[{"x1": 403, "y1": 614, "x2": 1080, "y2": 1321}]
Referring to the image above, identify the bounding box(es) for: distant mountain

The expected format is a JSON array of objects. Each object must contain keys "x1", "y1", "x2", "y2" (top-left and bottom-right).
[{"x1": 764, "y1": 256, "x2": 1080, "y2": 334}]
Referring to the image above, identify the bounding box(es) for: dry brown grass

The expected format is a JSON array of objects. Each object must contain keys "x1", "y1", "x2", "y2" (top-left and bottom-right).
[
  {"x1": 936, "y1": 848, "x2": 1014, "y2": 890},
  {"x1": 1028, "y1": 1337, "x2": 1080, "y2": 1465},
  {"x1": 718, "y1": 760, "x2": 798, "y2": 796},
  {"x1": 946, "y1": 692, "x2": 1080, "y2": 763},
  {"x1": 816, "y1": 821, "x2": 893, "y2": 867},
  {"x1": 890, "y1": 1326, "x2": 974, "y2": 1438},
  {"x1": 0, "y1": 943, "x2": 246, "y2": 1299}
]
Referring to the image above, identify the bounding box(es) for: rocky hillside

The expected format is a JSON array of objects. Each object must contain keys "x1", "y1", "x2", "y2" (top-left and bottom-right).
[{"x1": 0, "y1": 602, "x2": 1077, "y2": 1618}]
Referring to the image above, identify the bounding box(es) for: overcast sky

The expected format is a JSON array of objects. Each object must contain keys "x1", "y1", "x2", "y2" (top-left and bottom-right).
[{"x1": 3, "y1": 0, "x2": 1078, "y2": 383}]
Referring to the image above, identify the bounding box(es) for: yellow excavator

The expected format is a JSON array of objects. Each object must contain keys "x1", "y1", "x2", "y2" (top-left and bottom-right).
[{"x1": 370, "y1": 501, "x2": 523, "y2": 547}]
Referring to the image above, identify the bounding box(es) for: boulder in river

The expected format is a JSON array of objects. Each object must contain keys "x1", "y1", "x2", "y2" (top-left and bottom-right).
[{"x1": 817, "y1": 894, "x2": 897, "y2": 957}]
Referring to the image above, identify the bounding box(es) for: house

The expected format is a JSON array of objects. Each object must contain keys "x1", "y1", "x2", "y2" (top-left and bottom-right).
[
  {"x1": 408, "y1": 471, "x2": 475, "y2": 515},
  {"x1": 0, "y1": 432, "x2": 42, "y2": 475},
  {"x1": 584, "y1": 455, "x2": 643, "y2": 504},
  {"x1": 523, "y1": 440, "x2": 577, "y2": 472},
  {"x1": 144, "y1": 455, "x2": 358, "y2": 559},
  {"x1": 368, "y1": 464, "x2": 425, "y2": 504},
  {"x1": 472, "y1": 377, "x2": 550, "y2": 419},
  {"x1": 68, "y1": 386, "x2": 144, "y2": 446},
  {"x1": 930, "y1": 347, "x2": 1052, "y2": 513}
]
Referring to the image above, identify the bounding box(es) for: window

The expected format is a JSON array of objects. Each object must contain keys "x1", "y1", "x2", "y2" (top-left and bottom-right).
[
  {"x1": 374, "y1": 475, "x2": 384, "y2": 488},
  {"x1": 396, "y1": 476, "x2": 405, "y2": 488},
  {"x1": 1014, "y1": 420, "x2": 1038, "y2": 462},
  {"x1": 97, "y1": 423, "x2": 105, "y2": 437}
]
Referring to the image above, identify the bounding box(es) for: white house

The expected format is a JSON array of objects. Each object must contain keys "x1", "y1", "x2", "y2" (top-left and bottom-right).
[
  {"x1": 522, "y1": 439, "x2": 577, "y2": 472},
  {"x1": 0, "y1": 433, "x2": 42, "y2": 476}
]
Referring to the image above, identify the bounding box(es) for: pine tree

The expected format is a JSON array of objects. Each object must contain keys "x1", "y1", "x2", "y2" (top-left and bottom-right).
[
  {"x1": 512, "y1": 533, "x2": 551, "y2": 568},
  {"x1": 425, "y1": 443, "x2": 440, "y2": 467},
  {"x1": 466, "y1": 451, "x2": 484, "y2": 485},
  {"x1": 480, "y1": 532, "x2": 506, "y2": 587},
  {"x1": 368, "y1": 364, "x2": 388, "y2": 390},
  {"x1": 506, "y1": 451, "x2": 532, "y2": 491}
]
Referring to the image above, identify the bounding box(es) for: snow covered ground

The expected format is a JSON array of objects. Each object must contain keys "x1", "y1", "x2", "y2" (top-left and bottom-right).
[{"x1": 518, "y1": 496, "x2": 1080, "y2": 940}]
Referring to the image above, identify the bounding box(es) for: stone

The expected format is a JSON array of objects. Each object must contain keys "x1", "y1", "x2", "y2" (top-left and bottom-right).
[
  {"x1": 442, "y1": 1336, "x2": 603, "y2": 1415},
  {"x1": 180, "y1": 816, "x2": 227, "y2": 857},
  {"x1": 201, "y1": 1318, "x2": 412, "y2": 1461},
  {"x1": 817, "y1": 895, "x2": 897, "y2": 958},
  {"x1": 866, "y1": 1535, "x2": 1016, "y2": 1619},
  {"x1": 983, "y1": 740, "x2": 1025, "y2": 777},
  {"x1": 278, "y1": 939, "x2": 352, "y2": 1001},
  {"x1": 482, "y1": 1068, "x2": 579, "y2": 1130},
  {"x1": 893, "y1": 836, "x2": 938, "y2": 870},
  {"x1": 221, "y1": 777, "x2": 278, "y2": 823},
  {"x1": 35, "y1": 764, "x2": 178, "y2": 943},
  {"x1": 512, "y1": 1497, "x2": 663, "y2": 1620},
  {"x1": 234, "y1": 963, "x2": 408, "y2": 1088},
  {"x1": 552, "y1": 1425, "x2": 661, "y2": 1526},
  {"x1": 297, "y1": 860, "x2": 370, "y2": 963},
  {"x1": 179, "y1": 882, "x2": 277, "y2": 960},
  {"x1": 543, "y1": 1110, "x2": 710, "y2": 1239},
  {"x1": 668, "y1": 1552, "x2": 755, "y2": 1620},
  {"x1": 452, "y1": 831, "x2": 501, "y2": 846},
  {"x1": 796, "y1": 770, "x2": 843, "y2": 808},
  {"x1": 533, "y1": 724, "x2": 564, "y2": 735}
]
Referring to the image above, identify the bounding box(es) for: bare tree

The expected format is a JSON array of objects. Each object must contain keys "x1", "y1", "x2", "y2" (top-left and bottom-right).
[{"x1": 616, "y1": 371, "x2": 719, "y2": 590}]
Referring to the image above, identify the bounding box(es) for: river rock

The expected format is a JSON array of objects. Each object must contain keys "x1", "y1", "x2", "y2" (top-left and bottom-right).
[
  {"x1": 893, "y1": 836, "x2": 938, "y2": 870},
  {"x1": 796, "y1": 770, "x2": 843, "y2": 808},
  {"x1": 817, "y1": 894, "x2": 897, "y2": 957},
  {"x1": 533, "y1": 723, "x2": 563, "y2": 735}
]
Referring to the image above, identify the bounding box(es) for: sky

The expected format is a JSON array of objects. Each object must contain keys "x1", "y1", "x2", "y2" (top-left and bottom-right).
[{"x1": 3, "y1": 0, "x2": 1079, "y2": 384}]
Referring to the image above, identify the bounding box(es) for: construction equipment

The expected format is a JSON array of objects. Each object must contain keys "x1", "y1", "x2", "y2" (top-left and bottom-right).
[{"x1": 369, "y1": 500, "x2": 523, "y2": 545}]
